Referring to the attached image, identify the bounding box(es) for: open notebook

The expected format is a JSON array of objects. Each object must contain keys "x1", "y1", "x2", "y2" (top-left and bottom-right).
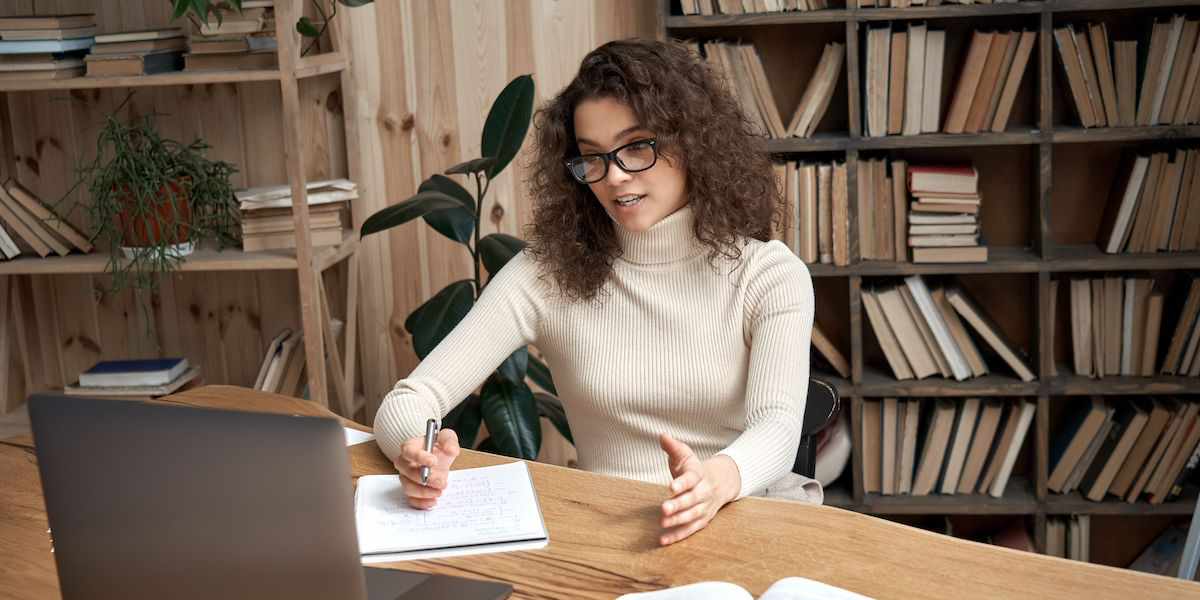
[
  {"x1": 355, "y1": 461, "x2": 548, "y2": 562},
  {"x1": 617, "y1": 577, "x2": 877, "y2": 600}
]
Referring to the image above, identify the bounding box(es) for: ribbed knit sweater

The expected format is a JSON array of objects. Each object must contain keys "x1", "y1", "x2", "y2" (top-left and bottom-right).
[{"x1": 374, "y1": 205, "x2": 814, "y2": 499}]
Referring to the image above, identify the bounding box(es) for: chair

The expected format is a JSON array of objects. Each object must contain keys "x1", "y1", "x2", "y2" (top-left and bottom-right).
[{"x1": 792, "y1": 378, "x2": 841, "y2": 479}]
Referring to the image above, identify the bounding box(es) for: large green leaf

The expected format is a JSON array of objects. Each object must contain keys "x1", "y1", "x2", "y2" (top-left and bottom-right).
[
  {"x1": 533, "y1": 392, "x2": 572, "y2": 445},
  {"x1": 404, "y1": 280, "x2": 475, "y2": 360},
  {"x1": 481, "y1": 376, "x2": 541, "y2": 459},
  {"x1": 296, "y1": 16, "x2": 321, "y2": 37},
  {"x1": 526, "y1": 354, "x2": 557, "y2": 396},
  {"x1": 360, "y1": 191, "x2": 463, "y2": 237},
  {"x1": 418, "y1": 175, "x2": 475, "y2": 244},
  {"x1": 479, "y1": 233, "x2": 525, "y2": 276},
  {"x1": 481, "y1": 75, "x2": 534, "y2": 179},
  {"x1": 172, "y1": 0, "x2": 191, "y2": 20},
  {"x1": 445, "y1": 157, "x2": 496, "y2": 175},
  {"x1": 497, "y1": 346, "x2": 529, "y2": 384},
  {"x1": 441, "y1": 393, "x2": 482, "y2": 449},
  {"x1": 338, "y1": 0, "x2": 375, "y2": 6}
]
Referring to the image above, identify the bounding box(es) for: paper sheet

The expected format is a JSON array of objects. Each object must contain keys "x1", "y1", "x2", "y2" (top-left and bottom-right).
[{"x1": 343, "y1": 427, "x2": 375, "y2": 446}]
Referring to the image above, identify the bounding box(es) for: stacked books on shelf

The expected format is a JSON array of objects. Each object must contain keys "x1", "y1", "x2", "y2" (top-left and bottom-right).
[
  {"x1": 1055, "y1": 16, "x2": 1200, "y2": 128},
  {"x1": 0, "y1": 13, "x2": 94, "y2": 81},
  {"x1": 185, "y1": 1, "x2": 277, "y2": 71},
  {"x1": 1067, "y1": 276, "x2": 1165, "y2": 378},
  {"x1": 695, "y1": 40, "x2": 843, "y2": 139},
  {"x1": 64, "y1": 358, "x2": 202, "y2": 400},
  {"x1": 859, "y1": 1, "x2": 1025, "y2": 6},
  {"x1": 1045, "y1": 516, "x2": 1089, "y2": 562},
  {"x1": 863, "y1": 23, "x2": 945, "y2": 137},
  {"x1": 775, "y1": 159, "x2": 848, "y2": 266},
  {"x1": 255, "y1": 328, "x2": 307, "y2": 397},
  {"x1": 236, "y1": 178, "x2": 357, "y2": 252},
  {"x1": 1096, "y1": 148, "x2": 1200, "y2": 254},
  {"x1": 856, "y1": 158, "x2": 906, "y2": 262},
  {"x1": 0, "y1": 178, "x2": 93, "y2": 260},
  {"x1": 862, "y1": 275, "x2": 1035, "y2": 382},
  {"x1": 1161, "y1": 273, "x2": 1200, "y2": 377},
  {"x1": 679, "y1": 0, "x2": 830, "y2": 16},
  {"x1": 907, "y1": 164, "x2": 987, "y2": 263},
  {"x1": 85, "y1": 29, "x2": 184, "y2": 77},
  {"x1": 943, "y1": 29, "x2": 1036, "y2": 134},
  {"x1": 1049, "y1": 397, "x2": 1200, "y2": 505},
  {"x1": 860, "y1": 397, "x2": 1035, "y2": 498}
]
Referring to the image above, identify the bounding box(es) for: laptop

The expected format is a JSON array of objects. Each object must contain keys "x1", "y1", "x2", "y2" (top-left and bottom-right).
[{"x1": 27, "y1": 394, "x2": 513, "y2": 600}]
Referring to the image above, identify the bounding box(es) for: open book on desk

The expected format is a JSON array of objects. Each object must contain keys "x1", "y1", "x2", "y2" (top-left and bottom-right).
[
  {"x1": 617, "y1": 577, "x2": 877, "y2": 600},
  {"x1": 355, "y1": 460, "x2": 549, "y2": 563}
]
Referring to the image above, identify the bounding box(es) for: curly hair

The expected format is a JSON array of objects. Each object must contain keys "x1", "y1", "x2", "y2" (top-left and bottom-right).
[{"x1": 524, "y1": 37, "x2": 782, "y2": 302}]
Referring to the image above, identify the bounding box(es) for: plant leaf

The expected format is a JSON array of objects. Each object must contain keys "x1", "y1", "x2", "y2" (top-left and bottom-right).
[
  {"x1": 190, "y1": 0, "x2": 212, "y2": 24},
  {"x1": 478, "y1": 233, "x2": 525, "y2": 276},
  {"x1": 444, "y1": 157, "x2": 496, "y2": 175},
  {"x1": 296, "y1": 16, "x2": 321, "y2": 38},
  {"x1": 533, "y1": 392, "x2": 572, "y2": 445},
  {"x1": 360, "y1": 191, "x2": 464, "y2": 237},
  {"x1": 481, "y1": 376, "x2": 541, "y2": 459},
  {"x1": 172, "y1": 0, "x2": 191, "y2": 20},
  {"x1": 418, "y1": 175, "x2": 475, "y2": 243},
  {"x1": 497, "y1": 346, "x2": 529, "y2": 384},
  {"x1": 225, "y1": 0, "x2": 242, "y2": 12},
  {"x1": 404, "y1": 280, "x2": 475, "y2": 360},
  {"x1": 526, "y1": 354, "x2": 557, "y2": 396},
  {"x1": 441, "y1": 394, "x2": 482, "y2": 449},
  {"x1": 481, "y1": 75, "x2": 534, "y2": 178},
  {"x1": 338, "y1": 0, "x2": 376, "y2": 6}
]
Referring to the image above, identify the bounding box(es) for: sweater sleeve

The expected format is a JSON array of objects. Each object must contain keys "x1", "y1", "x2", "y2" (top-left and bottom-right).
[
  {"x1": 716, "y1": 241, "x2": 814, "y2": 499},
  {"x1": 373, "y1": 252, "x2": 544, "y2": 462}
]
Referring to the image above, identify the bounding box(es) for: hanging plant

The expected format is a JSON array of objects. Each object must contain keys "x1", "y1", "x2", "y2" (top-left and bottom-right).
[{"x1": 170, "y1": 0, "x2": 375, "y2": 56}]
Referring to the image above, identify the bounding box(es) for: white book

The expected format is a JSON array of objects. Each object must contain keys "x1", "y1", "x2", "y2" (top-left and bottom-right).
[
  {"x1": 356, "y1": 461, "x2": 549, "y2": 562},
  {"x1": 905, "y1": 275, "x2": 971, "y2": 380},
  {"x1": 0, "y1": 222, "x2": 19, "y2": 258},
  {"x1": 903, "y1": 23, "x2": 928, "y2": 136},
  {"x1": 989, "y1": 400, "x2": 1036, "y2": 498},
  {"x1": 236, "y1": 178, "x2": 359, "y2": 210},
  {"x1": 921, "y1": 29, "x2": 945, "y2": 133},
  {"x1": 1101, "y1": 155, "x2": 1150, "y2": 253},
  {"x1": 0, "y1": 37, "x2": 92, "y2": 54}
]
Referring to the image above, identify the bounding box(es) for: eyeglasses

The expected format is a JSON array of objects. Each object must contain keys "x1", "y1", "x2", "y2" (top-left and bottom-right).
[{"x1": 564, "y1": 138, "x2": 658, "y2": 184}]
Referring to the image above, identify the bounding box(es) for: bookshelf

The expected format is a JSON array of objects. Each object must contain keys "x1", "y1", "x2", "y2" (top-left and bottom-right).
[
  {"x1": 0, "y1": 1, "x2": 359, "y2": 415},
  {"x1": 662, "y1": 0, "x2": 1200, "y2": 568}
]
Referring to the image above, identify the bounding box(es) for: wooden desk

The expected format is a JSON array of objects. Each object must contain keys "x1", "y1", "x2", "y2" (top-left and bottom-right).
[{"x1": 1, "y1": 385, "x2": 1197, "y2": 600}]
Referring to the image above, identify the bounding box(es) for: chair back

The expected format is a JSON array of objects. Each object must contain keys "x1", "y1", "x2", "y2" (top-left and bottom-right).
[{"x1": 792, "y1": 378, "x2": 840, "y2": 478}]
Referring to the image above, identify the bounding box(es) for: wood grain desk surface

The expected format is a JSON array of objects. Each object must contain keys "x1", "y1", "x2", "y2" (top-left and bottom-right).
[{"x1": 1, "y1": 385, "x2": 1197, "y2": 600}]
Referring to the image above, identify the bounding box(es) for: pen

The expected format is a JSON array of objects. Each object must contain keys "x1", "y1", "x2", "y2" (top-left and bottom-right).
[{"x1": 420, "y1": 418, "x2": 438, "y2": 485}]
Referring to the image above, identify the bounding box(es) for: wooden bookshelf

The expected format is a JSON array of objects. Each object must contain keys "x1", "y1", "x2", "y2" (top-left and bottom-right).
[{"x1": 663, "y1": 0, "x2": 1200, "y2": 564}]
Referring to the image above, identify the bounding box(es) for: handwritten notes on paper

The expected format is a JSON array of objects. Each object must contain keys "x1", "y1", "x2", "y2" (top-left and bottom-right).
[{"x1": 355, "y1": 461, "x2": 548, "y2": 562}]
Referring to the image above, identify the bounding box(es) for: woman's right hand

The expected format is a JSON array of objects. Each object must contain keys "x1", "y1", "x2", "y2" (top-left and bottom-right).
[{"x1": 394, "y1": 427, "x2": 460, "y2": 509}]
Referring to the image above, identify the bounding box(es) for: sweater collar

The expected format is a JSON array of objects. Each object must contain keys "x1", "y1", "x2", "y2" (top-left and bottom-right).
[{"x1": 613, "y1": 204, "x2": 703, "y2": 266}]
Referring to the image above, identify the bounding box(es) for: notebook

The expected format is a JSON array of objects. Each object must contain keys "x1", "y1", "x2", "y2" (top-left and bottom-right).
[{"x1": 355, "y1": 461, "x2": 549, "y2": 562}]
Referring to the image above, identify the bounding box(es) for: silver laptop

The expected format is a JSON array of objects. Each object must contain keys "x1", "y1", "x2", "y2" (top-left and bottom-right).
[{"x1": 28, "y1": 394, "x2": 512, "y2": 600}]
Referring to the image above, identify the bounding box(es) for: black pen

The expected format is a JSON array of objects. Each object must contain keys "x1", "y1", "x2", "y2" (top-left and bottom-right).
[{"x1": 420, "y1": 418, "x2": 438, "y2": 485}]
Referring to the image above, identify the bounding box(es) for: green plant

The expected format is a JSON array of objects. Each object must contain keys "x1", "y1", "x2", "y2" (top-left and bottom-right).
[
  {"x1": 171, "y1": 0, "x2": 375, "y2": 56},
  {"x1": 61, "y1": 94, "x2": 241, "y2": 342},
  {"x1": 360, "y1": 75, "x2": 571, "y2": 460}
]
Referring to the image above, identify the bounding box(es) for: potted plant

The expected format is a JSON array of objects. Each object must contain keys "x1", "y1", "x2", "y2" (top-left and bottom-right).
[
  {"x1": 62, "y1": 94, "x2": 241, "y2": 341},
  {"x1": 360, "y1": 75, "x2": 571, "y2": 461},
  {"x1": 171, "y1": 0, "x2": 375, "y2": 56}
]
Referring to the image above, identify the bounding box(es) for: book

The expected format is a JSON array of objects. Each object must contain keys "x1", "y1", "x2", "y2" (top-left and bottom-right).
[
  {"x1": 0, "y1": 222, "x2": 19, "y2": 258},
  {"x1": 908, "y1": 165, "x2": 978, "y2": 195},
  {"x1": 0, "y1": 186, "x2": 68, "y2": 256},
  {"x1": 944, "y1": 31, "x2": 993, "y2": 134},
  {"x1": 945, "y1": 285, "x2": 1036, "y2": 382},
  {"x1": 0, "y1": 14, "x2": 95, "y2": 30},
  {"x1": 64, "y1": 365, "x2": 201, "y2": 398},
  {"x1": 616, "y1": 576, "x2": 877, "y2": 600},
  {"x1": 988, "y1": 400, "x2": 1035, "y2": 498},
  {"x1": 1128, "y1": 525, "x2": 1187, "y2": 576},
  {"x1": 911, "y1": 398, "x2": 957, "y2": 496},
  {"x1": 0, "y1": 195, "x2": 51, "y2": 256},
  {"x1": 920, "y1": 29, "x2": 945, "y2": 133},
  {"x1": 863, "y1": 399, "x2": 882, "y2": 494},
  {"x1": 990, "y1": 30, "x2": 1037, "y2": 132},
  {"x1": 0, "y1": 38, "x2": 93, "y2": 54},
  {"x1": 78, "y1": 358, "x2": 189, "y2": 387},
  {"x1": 0, "y1": 26, "x2": 97, "y2": 41},
  {"x1": 787, "y1": 42, "x2": 844, "y2": 138},
  {"x1": 902, "y1": 22, "x2": 926, "y2": 136},
  {"x1": 241, "y1": 227, "x2": 344, "y2": 252},
  {"x1": 939, "y1": 397, "x2": 980, "y2": 494},
  {"x1": 811, "y1": 322, "x2": 849, "y2": 378},
  {"x1": 957, "y1": 398, "x2": 1004, "y2": 494},
  {"x1": 862, "y1": 288, "x2": 913, "y2": 380},
  {"x1": 882, "y1": 397, "x2": 897, "y2": 495},
  {"x1": 0, "y1": 54, "x2": 85, "y2": 71},
  {"x1": 905, "y1": 275, "x2": 970, "y2": 380},
  {"x1": 184, "y1": 50, "x2": 277, "y2": 71},
  {"x1": 236, "y1": 178, "x2": 358, "y2": 210},
  {"x1": 90, "y1": 37, "x2": 187, "y2": 56},
  {"x1": 1048, "y1": 397, "x2": 1109, "y2": 493},
  {"x1": 84, "y1": 50, "x2": 183, "y2": 77},
  {"x1": 911, "y1": 246, "x2": 988, "y2": 263},
  {"x1": 355, "y1": 461, "x2": 548, "y2": 562},
  {"x1": 0, "y1": 67, "x2": 84, "y2": 81},
  {"x1": 1110, "y1": 399, "x2": 1172, "y2": 498},
  {"x1": 254, "y1": 328, "x2": 293, "y2": 390},
  {"x1": 93, "y1": 28, "x2": 183, "y2": 44},
  {"x1": 1081, "y1": 401, "x2": 1150, "y2": 501}
]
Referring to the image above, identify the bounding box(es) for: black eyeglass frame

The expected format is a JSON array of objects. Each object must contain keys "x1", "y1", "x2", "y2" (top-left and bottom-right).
[{"x1": 563, "y1": 138, "x2": 658, "y2": 184}]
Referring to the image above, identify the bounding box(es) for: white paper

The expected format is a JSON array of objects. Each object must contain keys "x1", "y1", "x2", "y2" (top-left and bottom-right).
[
  {"x1": 343, "y1": 427, "x2": 375, "y2": 446},
  {"x1": 355, "y1": 461, "x2": 547, "y2": 561},
  {"x1": 614, "y1": 577, "x2": 876, "y2": 600},
  {"x1": 758, "y1": 577, "x2": 877, "y2": 600}
]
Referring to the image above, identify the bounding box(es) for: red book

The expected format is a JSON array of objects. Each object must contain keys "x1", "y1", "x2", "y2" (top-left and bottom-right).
[{"x1": 908, "y1": 165, "x2": 979, "y2": 195}]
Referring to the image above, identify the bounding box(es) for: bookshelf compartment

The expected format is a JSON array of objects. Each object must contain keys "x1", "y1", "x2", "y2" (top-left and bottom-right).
[{"x1": 1085, "y1": 515, "x2": 1191, "y2": 571}]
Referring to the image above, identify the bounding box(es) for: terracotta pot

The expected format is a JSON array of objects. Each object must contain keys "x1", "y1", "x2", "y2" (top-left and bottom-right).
[{"x1": 117, "y1": 179, "x2": 192, "y2": 248}]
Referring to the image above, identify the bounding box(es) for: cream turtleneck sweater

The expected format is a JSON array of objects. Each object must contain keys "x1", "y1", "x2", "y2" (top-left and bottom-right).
[{"x1": 374, "y1": 205, "x2": 814, "y2": 499}]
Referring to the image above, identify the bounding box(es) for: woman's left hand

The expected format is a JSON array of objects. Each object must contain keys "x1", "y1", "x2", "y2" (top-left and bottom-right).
[{"x1": 657, "y1": 433, "x2": 742, "y2": 546}]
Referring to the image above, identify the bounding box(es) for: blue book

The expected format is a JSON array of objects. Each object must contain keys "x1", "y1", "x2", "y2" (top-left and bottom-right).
[
  {"x1": 0, "y1": 37, "x2": 93, "y2": 55},
  {"x1": 78, "y1": 358, "x2": 188, "y2": 388}
]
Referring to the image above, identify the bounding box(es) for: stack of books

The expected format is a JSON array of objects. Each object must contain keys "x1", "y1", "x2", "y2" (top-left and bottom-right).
[
  {"x1": 775, "y1": 159, "x2": 848, "y2": 266},
  {"x1": 863, "y1": 23, "x2": 945, "y2": 137},
  {"x1": 1161, "y1": 274, "x2": 1200, "y2": 377},
  {"x1": 1050, "y1": 397, "x2": 1200, "y2": 505},
  {"x1": 1067, "y1": 276, "x2": 1165, "y2": 379},
  {"x1": 859, "y1": 0, "x2": 1025, "y2": 6},
  {"x1": 680, "y1": 0, "x2": 830, "y2": 16},
  {"x1": 859, "y1": 397, "x2": 1035, "y2": 498},
  {"x1": 254, "y1": 328, "x2": 307, "y2": 397},
  {"x1": 696, "y1": 40, "x2": 843, "y2": 139},
  {"x1": 1056, "y1": 16, "x2": 1200, "y2": 128},
  {"x1": 907, "y1": 164, "x2": 987, "y2": 263},
  {"x1": 65, "y1": 357, "x2": 202, "y2": 400},
  {"x1": 85, "y1": 28, "x2": 184, "y2": 76},
  {"x1": 237, "y1": 178, "x2": 357, "y2": 252},
  {"x1": 943, "y1": 29, "x2": 1037, "y2": 134},
  {"x1": 184, "y1": 1, "x2": 277, "y2": 71},
  {"x1": 1096, "y1": 148, "x2": 1200, "y2": 254},
  {"x1": 0, "y1": 13, "x2": 94, "y2": 81},
  {"x1": 1045, "y1": 516, "x2": 1090, "y2": 562},
  {"x1": 856, "y1": 158, "x2": 907, "y2": 262},
  {"x1": 862, "y1": 275, "x2": 1036, "y2": 382},
  {"x1": 0, "y1": 178, "x2": 93, "y2": 260}
]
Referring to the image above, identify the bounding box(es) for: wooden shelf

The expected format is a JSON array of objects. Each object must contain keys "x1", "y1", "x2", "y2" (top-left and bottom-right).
[
  {"x1": 765, "y1": 129, "x2": 1040, "y2": 153},
  {"x1": 856, "y1": 246, "x2": 1041, "y2": 275},
  {"x1": 665, "y1": 8, "x2": 849, "y2": 27},
  {"x1": 825, "y1": 477, "x2": 1038, "y2": 515},
  {"x1": 0, "y1": 69, "x2": 282, "y2": 92},
  {"x1": 1048, "y1": 372, "x2": 1200, "y2": 396},
  {"x1": 295, "y1": 52, "x2": 349, "y2": 79},
  {"x1": 856, "y1": 2, "x2": 1046, "y2": 21},
  {"x1": 0, "y1": 230, "x2": 358, "y2": 275},
  {"x1": 765, "y1": 134, "x2": 852, "y2": 153},
  {"x1": 1047, "y1": 245, "x2": 1200, "y2": 271},
  {"x1": 1044, "y1": 487, "x2": 1199, "y2": 516},
  {"x1": 858, "y1": 368, "x2": 1038, "y2": 397},
  {"x1": 1052, "y1": 124, "x2": 1200, "y2": 144}
]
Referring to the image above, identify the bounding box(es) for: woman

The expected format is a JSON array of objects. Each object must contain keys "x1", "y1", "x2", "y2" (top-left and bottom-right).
[{"x1": 374, "y1": 37, "x2": 817, "y2": 546}]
